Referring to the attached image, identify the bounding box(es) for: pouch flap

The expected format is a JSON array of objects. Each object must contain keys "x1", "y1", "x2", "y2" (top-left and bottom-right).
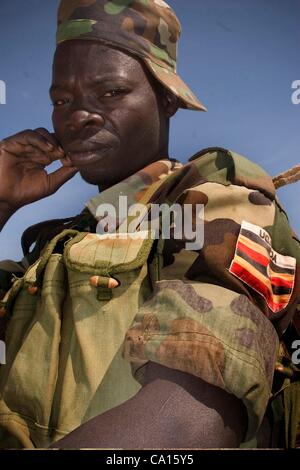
[{"x1": 64, "y1": 231, "x2": 155, "y2": 275}]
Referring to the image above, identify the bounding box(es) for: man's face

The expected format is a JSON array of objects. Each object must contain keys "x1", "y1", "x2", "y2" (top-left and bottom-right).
[{"x1": 51, "y1": 40, "x2": 170, "y2": 188}]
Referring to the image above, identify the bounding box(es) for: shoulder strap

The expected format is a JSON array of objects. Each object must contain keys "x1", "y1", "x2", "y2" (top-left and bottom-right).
[{"x1": 273, "y1": 164, "x2": 300, "y2": 189}]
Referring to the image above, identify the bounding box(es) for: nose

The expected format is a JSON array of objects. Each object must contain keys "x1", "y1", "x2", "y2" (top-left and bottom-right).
[{"x1": 68, "y1": 110, "x2": 105, "y2": 133}]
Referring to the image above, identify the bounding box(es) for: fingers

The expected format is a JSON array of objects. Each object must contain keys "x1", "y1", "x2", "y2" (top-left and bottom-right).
[
  {"x1": 33, "y1": 128, "x2": 65, "y2": 162},
  {"x1": 19, "y1": 145, "x2": 58, "y2": 166},
  {"x1": 35, "y1": 128, "x2": 64, "y2": 153},
  {"x1": 60, "y1": 154, "x2": 74, "y2": 168},
  {"x1": 5, "y1": 128, "x2": 78, "y2": 174},
  {"x1": 18, "y1": 129, "x2": 55, "y2": 153},
  {"x1": 4, "y1": 129, "x2": 65, "y2": 164},
  {"x1": 47, "y1": 166, "x2": 78, "y2": 195}
]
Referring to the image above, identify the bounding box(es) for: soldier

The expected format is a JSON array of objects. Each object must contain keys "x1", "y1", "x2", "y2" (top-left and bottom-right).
[{"x1": 0, "y1": 0, "x2": 299, "y2": 449}]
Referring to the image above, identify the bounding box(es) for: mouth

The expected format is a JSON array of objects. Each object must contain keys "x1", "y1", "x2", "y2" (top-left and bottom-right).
[{"x1": 67, "y1": 146, "x2": 113, "y2": 167}]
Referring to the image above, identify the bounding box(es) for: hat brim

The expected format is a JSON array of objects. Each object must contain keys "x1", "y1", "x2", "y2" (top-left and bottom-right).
[{"x1": 144, "y1": 58, "x2": 207, "y2": 112}]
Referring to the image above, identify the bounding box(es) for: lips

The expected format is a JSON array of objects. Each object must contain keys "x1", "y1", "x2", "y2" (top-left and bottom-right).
[{"x1": 67, "y1": 146, "x2": 112, "y2": 166}]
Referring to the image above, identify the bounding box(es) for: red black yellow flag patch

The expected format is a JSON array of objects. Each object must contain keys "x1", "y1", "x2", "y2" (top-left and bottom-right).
[{"x1": 229, "y1": 221, "x2": 296, "y2": 313}]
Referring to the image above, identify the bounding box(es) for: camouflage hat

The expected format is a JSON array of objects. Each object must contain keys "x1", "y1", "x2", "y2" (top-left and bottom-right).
[{"x1": 56, "y1": 0, "x2": 207, "y2": 111}]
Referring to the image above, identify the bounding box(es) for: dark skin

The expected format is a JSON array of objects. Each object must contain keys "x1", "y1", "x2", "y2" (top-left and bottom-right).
[
  {"x1": 0, "y1": 40, "x2": 247, "y2": 448},
  {"x1": 51, "y1": 40, "x2": 177, "y2": 188},
  {"x1": 0, "y1": 40, "x2": 177, "y2": 229}
]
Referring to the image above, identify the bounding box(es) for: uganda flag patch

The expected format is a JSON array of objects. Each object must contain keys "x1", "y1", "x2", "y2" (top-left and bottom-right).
[{"x1": 229, "y1": 221, "x2": 296, "y2": 313}]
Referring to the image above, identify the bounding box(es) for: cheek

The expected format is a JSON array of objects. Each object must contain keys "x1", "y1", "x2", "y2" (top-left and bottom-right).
[
  {"x1": 51, "y1": 109, "x2": 71, "y2": 146},
  {"x1": 51, "y1": 110, "x2": 62, "y2": 135},
  {"x1": 114, "y1": 96, "x2": 161, "y2": 145}
]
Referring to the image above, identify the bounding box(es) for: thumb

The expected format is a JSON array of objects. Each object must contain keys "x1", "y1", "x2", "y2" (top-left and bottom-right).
[{"x1": 47, "y1": 166, "x2": 78, "y2": 195}]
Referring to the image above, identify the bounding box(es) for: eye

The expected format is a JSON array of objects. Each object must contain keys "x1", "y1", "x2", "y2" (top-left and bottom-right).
[
  {"x1": 51, "y1": 98, "x2": 70, "y2": 107},
  {"x1": 102, "y1": 88, "x2": 128, "y2": 98}
]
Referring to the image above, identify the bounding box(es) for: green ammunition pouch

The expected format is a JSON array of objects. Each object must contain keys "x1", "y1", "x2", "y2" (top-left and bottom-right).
[{"x1": 0, "y1": 227, "x2": 156, "y2": 448}]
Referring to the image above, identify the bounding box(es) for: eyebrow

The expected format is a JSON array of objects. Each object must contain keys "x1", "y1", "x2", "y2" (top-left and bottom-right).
[
  {"x1": 49, "y1": 84, "x2": 68, "y2": 94},
  {"x1": 49, "y1": 75, "x2": 131, "y2": 94}
]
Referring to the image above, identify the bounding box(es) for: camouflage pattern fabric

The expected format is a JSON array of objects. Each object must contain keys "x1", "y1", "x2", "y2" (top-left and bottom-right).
[
  {"x1": 0, "y1": 148, "x2": 300, "y2": 445},
  {"x1": 117, "y1": 148, "x2": 300, "y2": 442},
  {"x1": 0, "y1": 159, "x2": 182, "y2": 448},
  {"x1": 56, "y1": 0, "x2": 207, "y2": 111}
]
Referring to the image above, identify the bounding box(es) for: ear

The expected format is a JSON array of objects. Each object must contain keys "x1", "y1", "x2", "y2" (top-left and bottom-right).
[{"x1": 162, "y1": 90, "x2": 180, "y2": 118}]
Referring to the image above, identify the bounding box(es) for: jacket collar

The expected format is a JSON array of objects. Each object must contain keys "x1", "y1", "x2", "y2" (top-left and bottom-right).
[{"x1": 86, "y1": 158, "x2": 182, "y2": 222}]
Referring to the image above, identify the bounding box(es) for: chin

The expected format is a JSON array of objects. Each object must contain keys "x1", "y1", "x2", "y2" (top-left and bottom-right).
[
  {"x1": 79, "y1": 168, "x2": 120, "y2": 189},
  {"x1": 79, "y1": 169, "x2": 102, "y2": 186}
]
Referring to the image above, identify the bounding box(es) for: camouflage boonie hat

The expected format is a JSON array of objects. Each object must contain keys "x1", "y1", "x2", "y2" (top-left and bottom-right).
[{"x1": 56, "y1": 0, "x2": 207, "y2": 111}]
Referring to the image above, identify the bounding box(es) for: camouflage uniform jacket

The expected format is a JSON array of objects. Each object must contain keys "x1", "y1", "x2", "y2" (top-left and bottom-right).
[{"x1": 0, "y1": 147, "x2": 299, "y2": 446}]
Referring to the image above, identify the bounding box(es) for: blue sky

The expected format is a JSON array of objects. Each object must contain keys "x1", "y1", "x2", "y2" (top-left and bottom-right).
[{"x1": 0, "y1": 0, "x2": 299, "y2": 260}]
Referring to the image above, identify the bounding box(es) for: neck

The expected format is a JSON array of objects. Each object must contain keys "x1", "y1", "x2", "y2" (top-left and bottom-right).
[{"x1": 98, "y1": 145, "x2": 170, "y2": 193}]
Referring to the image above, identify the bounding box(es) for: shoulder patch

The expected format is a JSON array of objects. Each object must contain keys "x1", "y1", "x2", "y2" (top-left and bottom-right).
[{"x1": 229, "y1": 221, "x2": 296, "y2": 313}]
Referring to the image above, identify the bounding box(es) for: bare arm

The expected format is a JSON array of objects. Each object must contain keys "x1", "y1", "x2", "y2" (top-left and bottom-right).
[{"x1": 51, "y1": 363, "x2": 247, "y2": 449}]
